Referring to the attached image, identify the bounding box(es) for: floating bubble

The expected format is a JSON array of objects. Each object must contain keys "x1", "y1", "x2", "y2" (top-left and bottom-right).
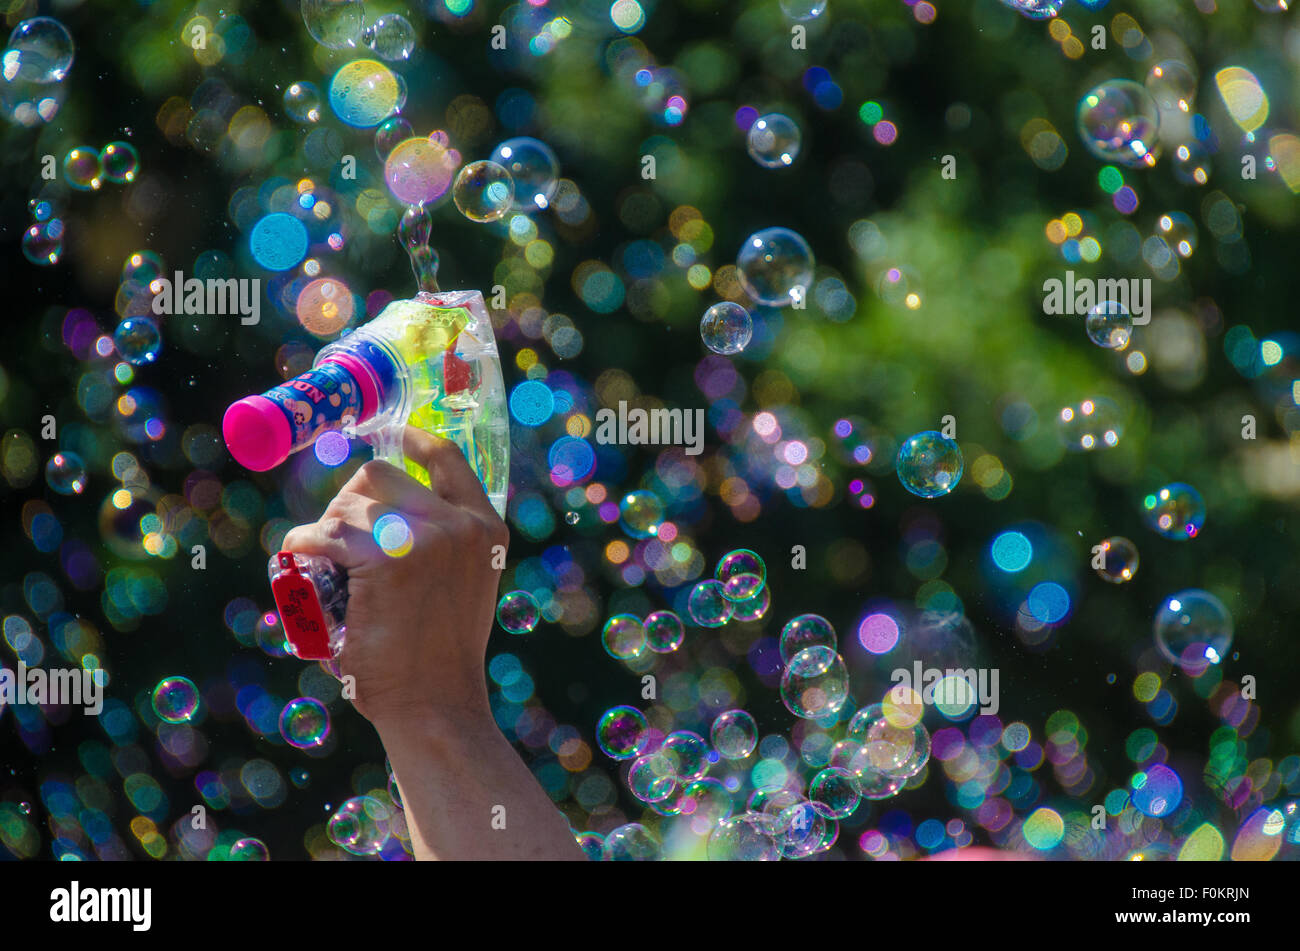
[
  {"x1": 644, "y1": 610, "x2": 685, "y2": 653},
  {"x1": 1095, "y1": 536, "x2": 1139, "y2": 583},
  {"x1": 747, "y1": 113, "x2": 801, "y2": 168},
  {"x1": 99, "y1": 141, "x2": 139, "y2": 184},
  {"x1": 597, "y1": 705, "x2": 649, "y2": 760},
  {"x1": 453, "y1": 160, "x2": 515, "y2": 223},
  {"x1": 1057, "y1": 398, "x2": 1123, "y2": 451},
  {"x1": 660, "y1": 731, "x2": 709, "y2": 782},
  {"x1": 250, "y1": 213, "x2": 309, "y2": 271},
  {"x1": 809, "y1": 767, "x2": 860, "y2": 819},
  {"x1": 296, "y1": 277, "x2": 354, "y2": 336},
  {"x1": 779, "y1": 0, "x2": 828, "y2": 20},
  {"x1": 113, "y1": 316, "x2": 162, "y2": 365},
  {"x1": 329, "y1": 59, "x2": 400, "y2": 128},
  {"x1": 779, "y1": 614, "x2": 837, "y2": 665},
  {"x1": 63, "y1": 147, "x2": 101, "y2": 191},
  {"x1": 1146, "y1": 61, "x2": 1196, "y2": 114},
  {"x1": 699, "y1": 301, "x2": 752, "y2": 355},
  {"x1": 715, "y1": 549, "x2": 765, "y2": 601},
  {"x1": 688, "y1": 579, "x2": 734, "y2": 627},
  {"x1": 489, "y1": 137, "x2": 560, "y2": 211},
  {"x1": 21, "y1": 219, "x2": 63, "y2": 265},
  {"x1": 497, "y1": 590, "x2": 540, "y2": 634},
  {"x1": 1154, "y1": 589, "x2": 1233, "y2": 675},
  {"x1": 327, "y1": 795, "x2": 392, "y2": 855},
  {"x1": 707, "y1": 813, "x2": 781, "y2": 860},
  {"x1": 628, "y1": 752, "x2": 677, "y2": 802},
  {"x1": 152, "y1": 676, "x2": 200, "y2": 723},
  {"x1": 1143, "y1": 482, "x2": 1205, "y2": 540},
  {"x1": 45, "y1": 451, "x2": 86, "y2": 495},
  {"x1": 999, "y1": 0, "x2": 1064, "y2": 18},
  {"x1": 385, "y1": 135, "x2": 460, "y2": 206},
  {"x1": 736, "y1": 227, "x2": 814, "y2": 306},
  {"x1": 731, "y1": 585, "x2": 771, "y2": 622},
  {"x1": 780, "y1": 646, "x2": 849, "y2": 719},
  {"x1": 711, "y1": 709, "x2": 758, "y2": 760},
  {"x1": 602, "y1": 613, "x2": 647, "y2": 660},
  {"x1": 601, "y1": 822, "x2": 661, "y2": 860},
  {"x1": 575, "y1": 831, "x2": 604, "y2": 860},
  {"x1": 123, "y1": 250, "x2": 164, "y2": 286},
  {"x1": 301, "y1": 0, "x2": 364, "y2": 50},
  {"x1": 362, "y1": 13, "x2": 416, "y2": 61},
  {"x1": 279, "y1": 697, "x2": 330, "y2": 749},
  {"x1": 229, "y1": 837, "x2": 270, "y2": 860},
  {"x1": 618, "y1": 489, "x2": 664, "y2": 538},
  {"x1": 372, "y1": 513, "x2": 412, "y2": 557},
  {"x1": 1077, "y1": 79, "x2": 1160, "y2": 168},
  {"x1": 314, "y1": 431, "x2": 351, "y2": 467},
  {"x1": 374, "y1": 115, "x2": 413, "y2": 160},
  {"x1": 855, "y1": 709, "x2": 931, "y2": 778},
  {"x1": 284, "y1": 82, "x2": 322, "y2": 123},
  {"x1": 776, "y1": 800, "x2": 834, "y2": 857},
  {"x1": 0, "y1": 68, "x2": 64, "y2": 127},
  {"x1": 1132, "y1": 763, "x2": 1183, "y2": 818},
  {"x1": 1155, "y1": 212, "x2": 1197, "y2": 258},
  {"x1": 6, "y1": 17, "x2": 75, "y2": 82},
  {"x1": 896, "y1": 430, "x2": 963, "y2": 498},
  {"x1": 1086, "y1": 300, "x2": 1132, "y2": 350}
]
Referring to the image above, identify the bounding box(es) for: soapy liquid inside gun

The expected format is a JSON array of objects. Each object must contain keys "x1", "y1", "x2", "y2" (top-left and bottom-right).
[{"x1": 222, "y1": 289, "x2": 508, "y2": 660}]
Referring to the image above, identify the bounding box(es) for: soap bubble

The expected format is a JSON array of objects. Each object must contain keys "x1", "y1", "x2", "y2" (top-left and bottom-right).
[
  {"x1": 362, "y1": 14, "x2": 416, "y2": 61},
  {"x1": 896, "y1": 430, "x2": 963, "y2": 498},
  {"x1": 1143, "y1": 482, "x2": 1205, "y2": 540},
  {"x1": 296, "y1": 278, "x2": 355, "y2": 336},
  {"x1": 45, "y1": 451, "x2": 87, "y2": 495},
  {"x1": 715, "y1": 549, "x2": 765, "y2": 601},
  {"x1": 496, "y1": 590, "x2": 540, "y2": 634},
  {"x1": 602, "y1": 614, "x2": 647, "y2": 660},
  {"x1": 1132, "y1": 764, "x2": 1183, "y2": 818},
  {"x1": 779, "y1": 614, "x2": 837, "y2": 665},
  {"x1": 301, "y1": 0, "x2": 364, "y2": 50},
  {"x1": 489, "y1": 137, "x2": 560, "y2": 211},
  {"x1": 700, "y1": 301, "x2": 752, "y2": 355},
  {"x1": 329, "y1": 59, "x2": 401, "y2": 128},
  {"x1": 737, "y1": 227, "x2": 814, "y2": 306},
  {"x1": 63, "y1": 147, "x2": 102, "y2": 191},
  {"x1": 688, "y1": 579, "x2": 734, "y2": 627},
  {"x1": 1077, "y1": 79, "x2": 1160, "y2": 168},
  {"x1": 809, "y1": 767, "x2": 860, "y2": 819},
  {"x1": 1154, "y1": 589, "x2": 1233, "y2": 675},
  {"x1": 660, "y1": 731, "x2": 709, "y2": 782},
  {"x1": 596, "y1": 705, "x2": 649, "y2": 760},
  {"x1": 250, "y1": 213, "x2": 309, "y2": 271},
  {"x1": 854, "y1": 709, "x2": 931, "y2": 778},
  {"x1": 628, "y1": 752, "x2": 677, "y2": 803},
  {"x1": 327, "y1": 795, "x2": 391, "y2": 855},
  {"x1": 279, "y1": 697, "x2": 330, "y2": 748},
  {"x1": 374, "y1": 115, "x2": 413, "y2": 159},
  {"x1": 780, "y1": 646, "x2": 849, "y2": 719},
  {"x1": 747, "y1": 113, "x2": 801, "y2": 168},
  {"x1": 228, "y1": 837, "x2": 270, "y2": 860},
  {"x1": 731, "y1": 585, "x2": 771, "y2": 622},
  {"x1": 6, "y1": 17, "x2": 75, "y2": 82},
  {"x1": 1095, "y1": 536, "x2": 1139, "y2": 583},
  {"x1": 1155, "y1": 212, "x2": 1198, "y2": 258},
  {"x1": 779, "y1": 0, "x2": 828, "y2": 20},
  {"x1": 644, "y1": 610, "x2": 685, "y2": 653},
  {"x1": 1086, "y1": 301, "x2": 1133, "y2": 350},
  {"x1": 453, "y1": 160, "x2": 515, "y2": 223},
  {"x1": 113, "y1": 317, "x2": 162, "y2": 365},
  {"x1": 776, "y1": 800, "x2": 834, "y2": 857},
  {"x1": 122, "y1": 250, "x2": 164, "y2": 286},
  {"x1": 96, "y1": 142, "x2": 138, "y2": 185},
  {"x1": 1146, "y1": 61, "x2": 1197, "y2": 114},
  {"x1": 1057, "y1": 398, "x2": 1123, "y2": 451},
  {"x1": 385, "y1": 135, "x2": 460, "y2": 205},
  {"x1": 283, "y1": 82, "x2": 322, "y2": 123},
  {"x1": 601, "y1": 822, "x2": 661, "y2": 860},
  {"x1": 152, "y1": 676, "x2": 200, "y2": 723},
  {"x1": 707, "y1": 813, "x2": 781, "y2": 860},
  {"x1": 618, "y1": 489, "x2": 664, "y2": 538},
  {"x1": 0, "y1": 69, "x2": 65, "y2": 126},
  {"x1": 21, "y1": 219, "x2": 63, "y2": 265},
  {"x1": 575, "y1": 831, "x2": 604, "y2": 860},
  {"x1": 999, "y1": 0, "x2": 1064, "y2": 18},
  {"x1": 711, "y1": 709, "x2": 758, "y2": 759}
]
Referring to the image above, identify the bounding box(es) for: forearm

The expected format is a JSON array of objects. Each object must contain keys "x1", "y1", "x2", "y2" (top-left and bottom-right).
[{"x1": 375, "y1": 708, "x2": 589, "y2": 861}]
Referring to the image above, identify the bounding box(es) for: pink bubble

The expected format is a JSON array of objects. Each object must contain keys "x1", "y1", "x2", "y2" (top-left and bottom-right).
[{"x1": 858, "y1": 613, "x2": 900, "y2": 654}]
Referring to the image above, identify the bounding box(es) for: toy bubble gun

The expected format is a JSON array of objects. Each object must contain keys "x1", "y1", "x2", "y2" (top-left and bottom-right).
[{"x1": 222, "y1": 290, "x2": 509, "y2": 661}]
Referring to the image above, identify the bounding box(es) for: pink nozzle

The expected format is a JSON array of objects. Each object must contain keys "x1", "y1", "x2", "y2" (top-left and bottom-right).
[{"x1": 223, "y1": 396, "x2": 293, "y2": 472}]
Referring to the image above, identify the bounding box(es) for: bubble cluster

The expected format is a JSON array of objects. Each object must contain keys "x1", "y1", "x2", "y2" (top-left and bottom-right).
[{"x1": 327, "y1": 795, "x2": 392, "y2": 855}]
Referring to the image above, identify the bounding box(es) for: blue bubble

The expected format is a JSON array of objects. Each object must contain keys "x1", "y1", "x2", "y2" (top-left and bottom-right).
[
  {"x1": 250, "y1": 213, "x2": 309, "y2": 271},
  {"x1": 1131, "y1": 764, "x2": 1182, "y2": 818},
  {"x1": 509, "y1": 380, "x2": 554, "y2": 425},
  {"x1": 991, "y1": 531, "x2": 1033, "y2": 573},
  {"x1": 1026, "y1": 582, "x2": 1070, "y2": 624},
  {"x1": 548, "y1": 436, "x2": 595, "y2": 483}
]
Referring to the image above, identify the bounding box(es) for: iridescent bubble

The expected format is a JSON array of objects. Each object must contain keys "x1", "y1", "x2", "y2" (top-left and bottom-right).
[
  {"x1": 779, "y1": 0, "x2": 828, "y2": 20},
  {"x1": 1095, "y1": 536, "x2": 1139, "y2": 583},
  {"x1": 682, "y1": 777, "x2": 735, "y2": 824},
  {"x1": 849, "y1": 759, "x2": 905, "y2": 801},
  {"x1": 21, "y1": 219, "x2": 63, "y2": 265},
  {"x1": 601, "y1": 822, "x2": 661, "y2": 860},
  {"x1": 372, "y1": 513, "x2": 413, "y2": 557},
  {"x1": 301, "y1": 0, "x2": 364, "y2": 50},
  {"x1": 618, "y1": 489, "x2": 664, "y2": 538},
  {"x1": 284, "y1": 82, "x2": 322, "y2": 123},
  {"x1": 497, "y1": 590, "x2": 540, "y2": 634},
  {"x1": 699, "y1": 301, "x2": 752, "y2": 355},
  {"x1": 296, "y1": 278, "x2": 354, "y2": 336},
  {"x1": 896, "y1": 430, "x2": 963, "y2": 498},
  {"x1": 715, "y1": 549, "x2": 765, "y2": 601},
  {"x1": 707, "y1": 813, "x2": 781, "y2": 860},
  {"x1": 0, "y1": 68, "x2": 65, "y2": 126},
  {"x1": 453, "y1": 160, "x2": 515, "y2": 223},
  {"x1": 384, "y1": 135, "x2": 460, "y2": 205},
  {"x1": 327, "y1": 795, "x2": 392, "y2": 855},
  {"x1": 644, "y1": 610, "x2": 685, "y2": 653},
  {"x1": 1154, "y1": 589, "x2": 1233, "y2": 675},
  {"x1": 1132, "y1": 763, "x2": 1183, "y2": 818},
  {"x1": 736, "y1": 227, "x2": 814, "y2": 306},
  {"x1": 6, "y1": 17, "x2": 75, "y2": 82},
  {"x1": 374, "y1": 115, "x2": 413, "y2": 159},
  {"x1": 1086, "y1": 300, "x2": 1132, "y2": 350},
  {"x1": 856, "y1": 710, "x2": 931, "y2": 778},
  {"x1": 1156, "y1": 211, "x2": 1197, "y2": 258},
  {"x1": 279, "y1": 697, "x2": 330, "y2": 749},
  {"x1": 731, "y1": 585, "x2": 771, "y2": 622},
  {"x1": 489, "y1": 137, "x2": 560, "y2": 212},
  {"x1": 711, "y1": 709, "x2": 758, "y2": 760},
  {"x1": 113, "y1": 316, "x2": 162, "y2": 365},
  {"x1": 1057, "y1": 398, "x2": 1123, "y2": 451},
  {"x1": 122, "y1": 250, "x2": 164, "y2": 286},
  {"x1": 1143, "y1": 482, "x2": 1205, "y2": 540},
  {"x1": 152, "y1": 676, "x2": 200, "y2": 723},
  {"x1": 999, "y1": 0, "x2": 1064, "y2": 18},
  {"x1": 45, "y1": 451, "x2": 86, "y2": 495},
  {"x1": 99, "y1": 142, "x2": 139, "y2": 184},
  {"x1": 780, "y1": 646, "x2": 849, "y2": 719},
  {"x1": 362, "y1": 14, "x2": 416, "y2": 61},
  {"x1": 597, "y1": 705, "x2": 649, "y2": 760},
  {"x1": 779, "y1": 614, "x2": 837, "y2": 665},
  {"x1": 28, "y1": 198, "x2": 54, "y2": 222},
  {"x1": 776, "y1": 800, "x2": 834, "y2": 858},
  {"x1": 1077, "y1": 79, "x2": 1161, "y2": 168},
  {"x1": 628, "y1": 752, "x2": 677, "y2": 803},
  {"x1": 229, "y1": 837, "x2": 270, "y2": 860},
  {"x1": 575, "y1": 831, "x2": 604, "y2": 860},
  {"x1": 1146, "y1": 61, "x2": 1197, "y2": 114},
  {"x1": 63, "y1": 147, "x2": 101, "y2": 191},
  {"x1": 688, "y1": 579, "x2": 734, "y2": 627},
  {"x1": 809, "y1": 766, "x2": 860, "y2": 819},
  {"x1": 602, "y1": 613, "x2": 647, "y2": 660},
  {"x1": 250, "y1": 213, "x2": 309, "y2": 272},
  {"x1": 746, "y1": 113, "x2": 801, "y2": 168},
  {"x1": 329, "y1": 59, "x2": 400, "y2": 128},
  {"x1": 661, "y1": 731, "x2": 709, "y2": 782}
]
